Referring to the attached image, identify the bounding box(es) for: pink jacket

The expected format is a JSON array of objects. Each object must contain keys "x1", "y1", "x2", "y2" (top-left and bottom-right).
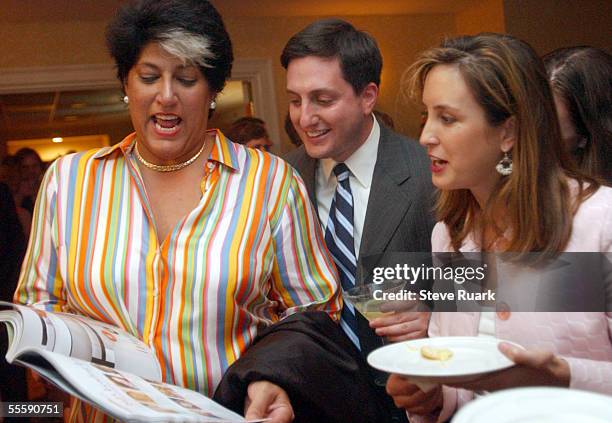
[{"x1": 412, "y1": 185, "x2": 612, "y2": 423}]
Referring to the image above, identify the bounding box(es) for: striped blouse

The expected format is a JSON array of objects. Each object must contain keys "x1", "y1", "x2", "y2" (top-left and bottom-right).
[{"x1": 15, "y1": 130, "x2": 341, "y2": 421}]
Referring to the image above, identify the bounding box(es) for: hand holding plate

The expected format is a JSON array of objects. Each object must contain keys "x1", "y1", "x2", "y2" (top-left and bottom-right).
[
  {"x1": 446, "y1": 342, "x2": 570, "y2": 392},
  {"x1": 386, "y1": 374, "x2": 443, "y2": 415}
]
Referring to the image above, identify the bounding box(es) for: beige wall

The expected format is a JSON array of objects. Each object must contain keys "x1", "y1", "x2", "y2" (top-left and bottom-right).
[
  {"x1": 225, "y1": 14, "x2": 456, "y2": 151},
  {"x1": 1, "y1": 2, "x2": 608, "y2": 152},
  {"x1": 504, "y1": 0, "x2": 611, "y2": 55},
  {"x1": 456, "y1": 0, "x2": 505, "y2": 34},
  {"x1": 0, "y1": 13, "x2": 455, "y2": 152},
  {"x1": 0, "y1": 21, "x2": 111, "y2": 68}
]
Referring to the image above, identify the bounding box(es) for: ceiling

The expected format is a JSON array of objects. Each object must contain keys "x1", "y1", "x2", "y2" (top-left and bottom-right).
[{"x1": 0, "y1": 88, "x2": 129, "y2": 141}]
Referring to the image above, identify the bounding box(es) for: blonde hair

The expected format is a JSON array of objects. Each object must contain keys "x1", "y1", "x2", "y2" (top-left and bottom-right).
[{"x1": 404, "y1": 33, "x2": 598, "y2": 254}]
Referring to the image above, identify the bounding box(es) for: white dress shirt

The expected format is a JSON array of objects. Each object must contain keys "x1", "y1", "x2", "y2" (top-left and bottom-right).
[{"x1": 316, "y1": 116, "x2": 380, "y2": 257}]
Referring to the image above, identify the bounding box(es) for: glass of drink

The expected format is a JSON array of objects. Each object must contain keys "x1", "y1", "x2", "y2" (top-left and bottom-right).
[{"x1": 343, "y1": 279, "x2": 408, "y2": 321}]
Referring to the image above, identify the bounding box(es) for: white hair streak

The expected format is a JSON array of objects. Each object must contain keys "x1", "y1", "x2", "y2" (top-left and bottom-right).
[{"x1": 157, "y1": 29, "x2": 215, "y2": 69}]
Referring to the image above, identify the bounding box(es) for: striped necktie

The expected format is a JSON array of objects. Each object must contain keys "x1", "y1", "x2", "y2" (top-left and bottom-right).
[{"x1": 324, "y1": 163, "x2": 360, "y2": 349}]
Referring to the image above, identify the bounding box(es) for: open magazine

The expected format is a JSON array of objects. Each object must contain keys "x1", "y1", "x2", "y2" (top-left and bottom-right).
[{"x1": 0, "y1": 301, "x2": 262, "y2": 422}]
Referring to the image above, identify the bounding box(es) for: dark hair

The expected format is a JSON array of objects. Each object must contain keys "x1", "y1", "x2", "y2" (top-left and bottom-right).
[
  {"x1": 284, "y1": 113, "x2": 302, "y2": 147},
  {"x1": 407, "y1": 33, "x2": 598, "y2": 255},
  {"x1": 15, "y1": 148, "x2": 44, "y2": 168},
  {"x1": 373, "y1": 109, "x2": 395, "y2": 129},
  {"x1": 543, "y1": 46, "x2": 612, "y2": 182},
  {"x1": 226, "y1": 117, "x2": 269, "y2": 145},
  {"x1": 280, "y1": 18, "x2": 382, "y2": 93},
  {"x1": 106, "y1": 0, "x2": 233, "y2": 94}
]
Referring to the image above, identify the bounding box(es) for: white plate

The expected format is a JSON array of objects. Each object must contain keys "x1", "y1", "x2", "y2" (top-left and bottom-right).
[
  {"x1": 367, "y1": 336, "x2": 522, "y2": 384},
  {"x1": 453, "y1": 387, "x2": 612, "y2": 423}
]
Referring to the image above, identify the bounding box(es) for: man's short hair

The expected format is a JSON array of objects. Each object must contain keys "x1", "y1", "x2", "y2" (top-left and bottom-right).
[{"x1": 280, "y1": 18, "x2": 382, "y2": 94}]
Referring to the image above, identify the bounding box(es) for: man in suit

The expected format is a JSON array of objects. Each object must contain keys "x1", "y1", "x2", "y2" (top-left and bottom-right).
[{"x1": 281, "y1": 19, "x2": 435, "y2": 422}]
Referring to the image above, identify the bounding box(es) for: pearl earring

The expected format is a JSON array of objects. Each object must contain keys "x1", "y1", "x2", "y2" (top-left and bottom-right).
[
  {"x1": 123, "y1": 95, "x2": 129, "y2": 104},
  {"x1": 210, "y1": 100, "x2": 217, "y2": 110}
]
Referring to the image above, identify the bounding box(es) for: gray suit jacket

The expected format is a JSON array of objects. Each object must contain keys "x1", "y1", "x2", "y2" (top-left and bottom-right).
[
  {"x1": 285, "y1": 124, "x2": 434, "y2": 264},
  {"x1": 285, "y1": 124, "x2": 435, "y2": 360}
]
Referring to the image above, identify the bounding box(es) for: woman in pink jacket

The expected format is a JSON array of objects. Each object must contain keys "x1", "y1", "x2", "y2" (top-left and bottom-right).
[{"x1": 387, "y1": 33, "x2": 612, "y2": 422}]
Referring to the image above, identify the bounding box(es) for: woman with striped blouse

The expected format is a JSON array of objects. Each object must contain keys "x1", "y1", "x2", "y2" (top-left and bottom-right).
[{"x1": 14, "y1": 1, "x2": 341, "y2": 421}]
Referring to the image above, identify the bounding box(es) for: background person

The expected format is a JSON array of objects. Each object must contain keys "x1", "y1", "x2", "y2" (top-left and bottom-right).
[
  {"x1": 0, "y1": 155, "x2": 32, "y2": 236},
  {"x1": 543, "y1": 46, "x2": 612, "y2": 183},
  {"x1": 387, "y1": 33, "x2": 612, "y2": 422},
  {"x1": 0, "y1": 182, "x2": 28, "y2": 407},
  {"x1": 14, "y1": 1, "x2": 341, "y2": 422},
  {"x1": 14, "y1": 147, "x2": 45, "y2": 215},
  {"x1": 225, "y1": 116, "x2": 273, "y2": 151}
]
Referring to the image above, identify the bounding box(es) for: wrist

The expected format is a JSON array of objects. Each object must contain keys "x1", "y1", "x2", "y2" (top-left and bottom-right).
[{"x1": 551, "y1": 357, "x2": 570, "y2": 387}]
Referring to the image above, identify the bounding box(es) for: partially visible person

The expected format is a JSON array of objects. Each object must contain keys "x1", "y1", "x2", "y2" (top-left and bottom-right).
[
  {"x1": 0, "y1": 182, "x2": 27, "y2": 302},
  {"x1": 284, "y1": 112, "x2": 302, "y2": 147},
  {"x1": 15, "y1": 1, "x2": 341, "y2": 422},
  {"x1": 14, "y1": 147, "x2": 45, "y2": 214},
  {"x1": 282, "y1": 18, "x2": 434, "y2": 423},
  {"x1": 544, "y1": 46, "x2": 612, "y2": 183},
  {"x1": 0, "y1": 155, "x2": 32, "y2": 236},
  {"x1": 373, "y1": 109, "x2": 395, "y2": 130},
  {"x1": 0, "y1": 182, "x2": 28, "y2": 406},
  {"x1": 0, "y1": 155, "x2": 18, "y2": 188},
  {"x1": 226, "y1": 116, "x2": 273, "y2": 151},
  {"x1": 387, "y1": 33, "x2": 611, "y2": 423}
]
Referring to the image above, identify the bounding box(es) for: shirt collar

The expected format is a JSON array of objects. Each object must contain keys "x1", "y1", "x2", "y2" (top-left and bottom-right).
[
  {"x1": 92, "y1": 129, "x2": 240, "y2": 172},
  {"x1": 320, "y1": 114, "x2": 380, "y2": 189}
]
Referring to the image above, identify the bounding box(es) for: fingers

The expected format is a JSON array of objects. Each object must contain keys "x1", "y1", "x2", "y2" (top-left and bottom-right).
[
  {"x1": 369, "y1": 311, "x2": 419, "y2": 328},
  {"x1": 379, "y1": 299, "x2": 420, "y2": 313},
  {"x1": 386, "y1": 374, "x2": 441, "y2": 414},
  {"x1": 371, "y1": 311, "x2": 429, "y2": 341},
  {"x1": 447, "y1": 372, "x2": 501, "y2": 391},
  {"x1": 409, "y1": 386, "x2": 443, "y2": 415},
  {"x1": 499, "y1": 343, "x2": 554, "y2": 369},
  {"x1": 263, "y1": 405, "x2": 294, "y2": 423},
  {"x1": 498, "y1": 342, "x2": 521, "y2": 361},
  {"x1": 384, "y1": 324, "x2": 428, "y2": 342},
  {"x1": 498, "y1": 344, "x2": 569, "y2": 386},
  {"x1": 244, "y1": 384, "x2": 272, "y2": 419},
  {"x1": 245, "y1": 381, "x2": 294, "y2": 423},
  {"x1": 386, "y1": 374, "x2": 420, "y2": 397}
]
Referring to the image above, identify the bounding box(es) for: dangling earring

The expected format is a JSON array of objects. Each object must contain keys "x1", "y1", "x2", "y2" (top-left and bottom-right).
[
  {"x1": 495, "y1": 151, "x2": 513, "y2": 176},
  {"x1": 210, "y1": 100, "x2": 217, "y2": 110},
  {"x1": 123, "y1": 95, "x2": 129, "y2": 105}
]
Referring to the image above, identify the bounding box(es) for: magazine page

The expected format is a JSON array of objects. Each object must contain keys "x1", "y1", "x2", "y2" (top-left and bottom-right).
[
  {"x1": 0, "y1": 302, "x2": 161, "y2": 381},
  {"x1": 27, "y1": 349, "x2": 260, "y2": 423}
]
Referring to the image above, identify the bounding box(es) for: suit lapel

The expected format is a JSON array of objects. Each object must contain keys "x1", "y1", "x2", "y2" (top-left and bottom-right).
[{"x1": 359, "y1": 126, "x2": 414, "y2": 262}]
